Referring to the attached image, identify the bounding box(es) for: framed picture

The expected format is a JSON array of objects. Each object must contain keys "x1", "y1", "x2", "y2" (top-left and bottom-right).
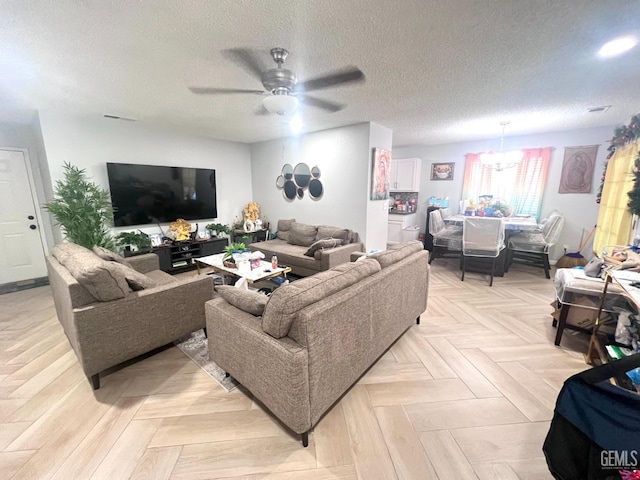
[
  {"x1": 559, "y1": 145, "x2": 598, "y2": 194},
  {"x1": 149, "y1": 233, "x2": 163, "y2": 247},
  {"x1": 370, "y1": 147, "x2": 391, "y2": 200},
  {"x1": 431, "y1": 162, "x2": 454, "y2": 181}
]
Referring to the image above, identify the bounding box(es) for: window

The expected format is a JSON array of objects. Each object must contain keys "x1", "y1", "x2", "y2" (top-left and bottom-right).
[{"x1": 462, "y1": 147, "x2": 551, "y2": 218}]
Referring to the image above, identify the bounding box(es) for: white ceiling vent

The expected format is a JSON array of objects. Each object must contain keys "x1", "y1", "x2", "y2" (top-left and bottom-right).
[
  {"x1": 587, "y1": 105, "x2": 611, "y2": 113},
  {"x1": 103, "y1": 114, "x2": 137, "y2": 121}
]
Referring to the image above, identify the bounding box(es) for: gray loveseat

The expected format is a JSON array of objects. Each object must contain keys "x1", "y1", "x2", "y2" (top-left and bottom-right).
[
  {"x1": 206, "y1": 241, "x2": 429, "y2": 446},
  {"x1": 46, "y1": 242, "x2": 214, "y2": 389},
  {"x1": 247, "y1": 219, "x2": 364, "y2": 277}
]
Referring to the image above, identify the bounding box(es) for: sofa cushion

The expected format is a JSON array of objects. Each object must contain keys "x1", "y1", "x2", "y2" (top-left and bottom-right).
[
  {"x1": 276, "y1": 218, "x2": 295, "y2": 242},
  {"x1": 105, "y1": 262, "x2": 158, "y2": 291},
  {"x1": 277, "y1": 230, "x2": 291, "y2": 242},
  {"x1": 316, "y1": 225, "x2": 351, "y2": 244},
  {"x1": 51, "y1": 243, "x2": 132, "y2": 301},
  {"x1": 92, "y1": 245, "x2": 132, "y2": 268},
  {"x1": 262, "y1": 258, "x2": 381, "y2": 338},
  {"x1": 288, "y1": 222, "x2": 318, "y2": 247},
  {"x1": 145, "y1": 270, "x2": 178, "y2": 286},
  {"x1": 249, "y1": 240, "x2": 323, "y2": 272},
  {"x1": 369, "y1": 240, "x2": 424, "y2": 269},
  {"x1": 278, "y1": 218, "x2": 296, "y2": 232},
  {"x1": 216, "y1": 285, "x2": 268, "y2": 316},
  {"x1": 304, "y1": 238, "x2": 343, "y2": 257}
]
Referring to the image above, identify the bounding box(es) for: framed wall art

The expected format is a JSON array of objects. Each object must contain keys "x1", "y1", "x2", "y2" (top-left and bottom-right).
[
  {"x1": 559, "y1": 145, "x2": 598, "y2": 194},
  {"x1": 431, "y1": 162, "x2": 454, "y2": 181},
  {"x1": 371, "y1": 148, "x2": 391, "y2": 200}
]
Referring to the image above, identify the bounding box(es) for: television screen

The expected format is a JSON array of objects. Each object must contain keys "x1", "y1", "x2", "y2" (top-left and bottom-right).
[{"x1": 106, "y1": 163, "x2": 218, "y2": 226}]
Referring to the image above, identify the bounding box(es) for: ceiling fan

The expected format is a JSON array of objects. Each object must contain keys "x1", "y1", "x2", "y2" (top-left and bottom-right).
[{"x1": 189, "y1": 47, "x2": 365, "y2": 116}]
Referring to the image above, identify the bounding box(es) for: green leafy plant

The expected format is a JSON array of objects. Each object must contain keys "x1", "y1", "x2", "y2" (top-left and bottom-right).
[
  {"x1": 45, "y1": 162, "x2": 115, "y2": 249},
  {"x1": 115, "y1": 231, "x2": 152, "y2": 251},
  {"x1": 205, "y1": 223, "x2": 230, "y2": 236},
  {"x1": 223, "y1": 242, "x2": 246, "y2": 260}
]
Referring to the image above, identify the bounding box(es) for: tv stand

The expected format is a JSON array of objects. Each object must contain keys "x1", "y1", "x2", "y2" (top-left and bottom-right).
[{"x1": 153, "y1": 237, "x2": 228, "y2": 274}]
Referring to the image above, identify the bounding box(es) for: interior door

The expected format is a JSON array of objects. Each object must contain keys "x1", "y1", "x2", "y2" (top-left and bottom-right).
[{"x1": 0, "y1": 149, "x2": 48, "y2": 284}]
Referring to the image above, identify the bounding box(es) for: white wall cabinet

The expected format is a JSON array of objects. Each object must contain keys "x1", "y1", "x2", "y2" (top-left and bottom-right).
[
  {"x1": 390, "y1": 158, "x2": 421, "y2": 192},
  {"x1": 387, "y1": 213, "x2": 417, "y2": 245}
]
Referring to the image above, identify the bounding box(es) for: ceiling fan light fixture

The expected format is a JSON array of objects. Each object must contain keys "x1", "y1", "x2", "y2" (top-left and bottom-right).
[{"x1": 263, "y1": 95, "x2": 299, "y2": 115}]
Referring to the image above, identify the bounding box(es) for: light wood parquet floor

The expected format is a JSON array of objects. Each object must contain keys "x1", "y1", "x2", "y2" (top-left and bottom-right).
[{"x1": 0, "y1": 258, "x2": 592, "y2": 479}]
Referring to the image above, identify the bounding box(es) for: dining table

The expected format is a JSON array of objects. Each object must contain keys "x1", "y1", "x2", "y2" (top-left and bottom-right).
[
  {"x1": 443, "y1": 214, "x2": 540, "y2": 277},
  {"x1": 444, "y1": 214, "x2": 540, "y2": 231}
]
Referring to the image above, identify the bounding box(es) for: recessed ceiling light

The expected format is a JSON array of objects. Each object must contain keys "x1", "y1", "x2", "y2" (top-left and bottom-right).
[{"x1": 598, "y1": 36, "x2": 637, "y2": 57}]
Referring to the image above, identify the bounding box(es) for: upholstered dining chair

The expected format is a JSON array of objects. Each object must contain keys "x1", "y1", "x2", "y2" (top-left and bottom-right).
[
  {"x1": 428, "y1": 208, "x2": 462, "y2": 264},
  {"x1": 506, "y1": 213, "x2": 564, "y2": 278},
  {"x1": 461, "y1": 216, "x2": 505, "y2": 286}
]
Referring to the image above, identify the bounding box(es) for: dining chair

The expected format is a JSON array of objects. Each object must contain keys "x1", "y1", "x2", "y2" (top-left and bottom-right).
[
  {"x1": 428, "y1": 209, "x2": 462, "y2": 264},
  {"x1": 461, "y1": 216, "x2": 505, "y2": 286},
  {"x1": 506, "y1": 213, "x2": 564, "y2": 278},
  {"x1": 439, "y1": 207, "x2": 452, "y2": 219}
]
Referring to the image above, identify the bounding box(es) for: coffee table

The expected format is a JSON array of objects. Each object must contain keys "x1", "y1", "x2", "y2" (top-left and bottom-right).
[{"x1": 195, "y1": 253, "x2": 291, "y2": 284}]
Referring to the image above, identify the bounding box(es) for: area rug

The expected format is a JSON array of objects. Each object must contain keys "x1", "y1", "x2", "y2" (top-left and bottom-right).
[{"x1": 174, "y1": 329, "x2": 238, "y2": 392}]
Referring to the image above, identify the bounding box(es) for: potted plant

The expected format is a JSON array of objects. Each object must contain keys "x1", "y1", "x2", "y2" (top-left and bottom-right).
[
  {"x1": 45, "y1": 162, "x2": 115, "y2": 249},
  {"x1": 222, "y1": 242, "x2": 246, "y2": 268},
  {"x1": 205, "y1": 223, "x2": 230, "y2": 237},
  {"x1": 115, "y1": 231, "x2": 152, "y2": 254}
]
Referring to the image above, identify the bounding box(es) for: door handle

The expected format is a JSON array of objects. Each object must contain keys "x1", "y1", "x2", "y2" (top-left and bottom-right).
[
  {"x1": 28, "y1": 215, "x2": 34, "y2": 220},
  {"x1": 30, "y1": 225, "x2": 37, "y2": 230}
]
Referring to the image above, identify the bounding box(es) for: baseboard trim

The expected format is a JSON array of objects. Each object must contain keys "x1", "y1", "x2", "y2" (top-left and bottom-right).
[{"x1": 0, "y1": 277, "x2": 50, "y2": 295}]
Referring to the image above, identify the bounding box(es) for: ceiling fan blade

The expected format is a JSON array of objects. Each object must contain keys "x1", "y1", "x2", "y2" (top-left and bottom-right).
[
  {"x1": 221, "y1": 48, "x2": 266, "y2": 80},
  {"x1": 295, "y1": 67, "x2": 365, "y2": 93},
  {"x1": 189, "y1": 87, "x2": 265, "y2": 95},
  {"x1": 300, "y1": 95, "x2": 344, "y2": 113},
  {"x1": 254, "y1": 104, "x2": 270, "y2": 115}
]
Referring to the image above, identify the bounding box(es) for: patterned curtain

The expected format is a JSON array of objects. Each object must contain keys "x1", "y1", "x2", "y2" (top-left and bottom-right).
[
  {"x1": 594, "y1": 141, "x2": 640, "y2": 255},
  {"x1": 463, "y1": 147, "x2": 551, "y2": 218}
]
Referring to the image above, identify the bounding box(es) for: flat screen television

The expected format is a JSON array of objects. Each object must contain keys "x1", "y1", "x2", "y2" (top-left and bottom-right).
[{"x1": 106, "y1": 162, "x2": 218, "y2": 226}]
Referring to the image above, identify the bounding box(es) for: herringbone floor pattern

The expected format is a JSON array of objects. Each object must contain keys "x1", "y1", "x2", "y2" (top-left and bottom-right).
[{"x1": 0, "y1": 259, "x2": 590, "y2": 479}]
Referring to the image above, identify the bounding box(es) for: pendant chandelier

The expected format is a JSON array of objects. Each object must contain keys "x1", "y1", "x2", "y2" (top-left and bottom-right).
[{"x1": 480, "y1": 121, "x2": 524, "y2": 171}]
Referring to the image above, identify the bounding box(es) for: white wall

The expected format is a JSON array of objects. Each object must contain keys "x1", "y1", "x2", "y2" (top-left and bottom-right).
[
  {"x1": 394, "y1": 125, "x2": 615, "y2": 261},
  {"x1": 366, "y1": 123, "x2": 393, "y2": 252},
  {"x1": 0, "y1": 118, "x2": 56, "y2": 251},
  {"x1": 250, "y1": 123, "x2": 373, "y2": 246},
  {"x1": 38, "y1": 112, "x2": 253, "y2": 238}
]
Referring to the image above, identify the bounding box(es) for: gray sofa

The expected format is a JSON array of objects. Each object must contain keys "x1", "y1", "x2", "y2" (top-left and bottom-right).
[
  {"x1": 46, "y1": 242, "x2": 214, "y2": 389},
  {"x1": 206, "y1": 241, "x2": 429, "y2": 446},
  {"x1": 247, "y1": 219, "x2": 364, "y2": 276}
]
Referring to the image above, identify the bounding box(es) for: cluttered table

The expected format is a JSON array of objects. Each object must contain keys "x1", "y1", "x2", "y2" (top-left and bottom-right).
[{"x1": 445, "y1": 214, "x2": 539, "y2": 231}]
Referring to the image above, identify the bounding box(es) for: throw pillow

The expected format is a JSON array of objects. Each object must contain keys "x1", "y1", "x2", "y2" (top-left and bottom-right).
[
  {"x1": 216, "y1": 285, "x2": 268, "y2": 316},
  {"x1": 304, "y1": 238, "x2": 343, "y2": 257},
  {"x1": 277, "y1": 230, "x2": 291, "y2": 242},
  {"x1": 315, "y1": 225, "x2": 351, "y2": 244},
  {"x1": 52, "y1": 244, "x2": 131, "y2": 301},
  {"x1": 276, "y1": 218, "x2": 296, "y2": 242},
  {"x1": 277, "y1": 218, "x2": 296, "y2": 232},
  {"x1": 288, "y1": 222, "x2": 318, "y2": 247},
  {"x1": 105, "y1": 261, "x2": 158, "y2": 291},
  {"x1": 92, "y1": 245, "x2": 133, "y2": 267}
]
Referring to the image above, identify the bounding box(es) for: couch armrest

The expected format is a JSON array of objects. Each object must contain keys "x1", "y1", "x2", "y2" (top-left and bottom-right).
[
  {"x1": 206, "y1": 298, "x2": 311, "y2": 434},
  {"x1": 319, "y1": 242, "x2": 364, "y2": 271},
  {"x1": 72, "y1": 274, "x2": 213, "y2": 377},
  {"x1": 127, "y1": 253, "x2": 159, "y2": 274}
]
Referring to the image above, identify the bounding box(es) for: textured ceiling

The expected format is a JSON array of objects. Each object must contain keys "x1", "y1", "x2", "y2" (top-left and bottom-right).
[{"x1": 1, "y1": 0, "x2": 639, "y2": 146}]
